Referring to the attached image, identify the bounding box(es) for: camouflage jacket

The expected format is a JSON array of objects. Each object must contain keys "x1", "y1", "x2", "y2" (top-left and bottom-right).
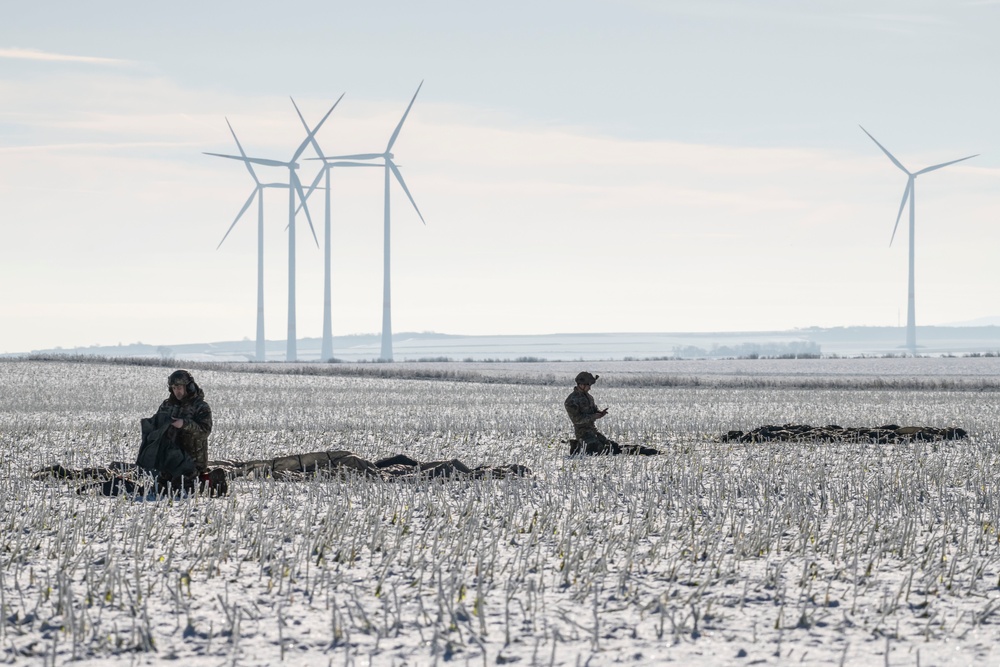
[
  {"x1": 564, "y1": 387, "x2": 602, "y2": 437},
  {"x1": 154, "y1": 388, "x2": 212, "y2": 473}
]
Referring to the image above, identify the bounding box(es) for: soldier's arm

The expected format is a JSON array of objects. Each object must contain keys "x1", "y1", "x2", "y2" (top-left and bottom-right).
[
  {"x1": 589, "y1": 394, "x2": 608, "y2": 418},
  {"x1": 181, "y1": 402, "x2": 213, "y2": 435},
  {"x1": 565, "y1": 395, "x2": 599, "y2": 426}
]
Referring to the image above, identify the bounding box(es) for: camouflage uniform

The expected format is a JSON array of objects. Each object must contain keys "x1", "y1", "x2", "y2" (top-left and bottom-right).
[
  {"x1": 155, "y1": 383, "x2": 212, "y2": 474},
  {"x1": 564, "y1": 386, "x2": 618, "y2": 451},
  {"x1": 564, "y1": 374, "x2": 659, "y2": 456}
]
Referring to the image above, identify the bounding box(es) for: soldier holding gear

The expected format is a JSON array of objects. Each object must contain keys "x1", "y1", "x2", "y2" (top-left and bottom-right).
[
  {"x1": 156, "y1": 370, "x2": 213, "y2": 475},
  {"x1": 565, "y1": 371, "x2": 614, "y2": 453},
  {"x1": 136, "y1": 369, "x2": 219, "y2": 493},
  {"x1": 564, "y1": 371, "x2": 658, "y2": 456}
]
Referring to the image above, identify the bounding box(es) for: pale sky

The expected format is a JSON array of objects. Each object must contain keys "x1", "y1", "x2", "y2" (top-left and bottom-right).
[{"x1": 2, "y1": 0, "x2": 998, "y2": 354}]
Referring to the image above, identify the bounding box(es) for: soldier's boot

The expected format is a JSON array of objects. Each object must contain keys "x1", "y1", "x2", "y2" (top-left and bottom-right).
[
  {"x1": 622, "y1": 444, "x2": 660, "y2": 456},
  {"x1": 586, "y1": 441, "x2": 618, "y2": 455},
  {"x1": 156, "y1": 474, "x2": 196, "y2": 497},
  {"x1": 199, "y1": 469, "x2": 228, "y2": 497}
]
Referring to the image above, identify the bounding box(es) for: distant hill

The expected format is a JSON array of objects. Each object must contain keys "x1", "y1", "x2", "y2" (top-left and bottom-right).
[
  {"x1": 938, "y1": 316, "x2": 1000, "y2": 327},
  {"x1": 6, "y1": 326, "x2": 1000, "y2": 362}
]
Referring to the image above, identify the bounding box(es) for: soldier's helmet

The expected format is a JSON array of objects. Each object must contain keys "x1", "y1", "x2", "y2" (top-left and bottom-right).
[
  {"x1": 575, "y1": 371, "x2": 599, "y2": 385},
  {"x1": 168, "y1": 369, "x2": 197, "y2": 394}
]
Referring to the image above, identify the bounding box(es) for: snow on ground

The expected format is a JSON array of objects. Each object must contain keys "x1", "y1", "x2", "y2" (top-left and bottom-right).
[{"x1": 3, "y1": 358, "x2": 1000, "y2": 665}]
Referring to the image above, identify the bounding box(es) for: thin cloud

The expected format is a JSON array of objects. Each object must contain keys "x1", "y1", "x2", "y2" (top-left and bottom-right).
[
  {"x1": 0, "y1": 47, "x2": 129, "y2": 65},
  {"x1": 0, "y1": 141, "x2": 201, "y2": 154},
  {"x1": 849, "y1": 12, "x2": 952, "y2": 27}
]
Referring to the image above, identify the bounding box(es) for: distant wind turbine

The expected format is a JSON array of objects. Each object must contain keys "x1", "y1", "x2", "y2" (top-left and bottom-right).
[
  {"x1": 291, "y1": 99, "x2": 383, "y2": 362},
  {"x1": 213, "y1": 118, "x2": 293, "y2": 362},
  {"x1": 859, "y1": 125, "x2": 977, "y2": 354},
  {"x1": 206, "y1": 95, "x2": 342, "y2": 361},
  {"x1": 318, "y1": 82, "x2": 426, "y2": 361}
]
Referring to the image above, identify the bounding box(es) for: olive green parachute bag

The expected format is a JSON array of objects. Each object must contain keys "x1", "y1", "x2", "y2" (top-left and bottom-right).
[{"x1": 135, "y1": 411, "x2": 197, "y2": 480}]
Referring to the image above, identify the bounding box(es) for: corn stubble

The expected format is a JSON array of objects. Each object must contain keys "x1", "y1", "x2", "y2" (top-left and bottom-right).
[{"x1": 2, "y1": 359, "x2": 1000, "y2": 665}]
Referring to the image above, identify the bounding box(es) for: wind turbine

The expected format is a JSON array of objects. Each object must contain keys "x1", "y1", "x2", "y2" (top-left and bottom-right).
[
  {"x1": 291, "y1": 99, "x2": 383, "y2": 362},
  {"x1": 206, "y1": 95, "x2": 342, "y2": 361},
  {"x1": 860, "y1": 126, "x2": 977, "y2": 354},
  {"x1": 213, "y1": 118, "x2": 292, "y2": 362},
  {"x1": 320, "y1": 82, "x2": 427, "y2": 361}
]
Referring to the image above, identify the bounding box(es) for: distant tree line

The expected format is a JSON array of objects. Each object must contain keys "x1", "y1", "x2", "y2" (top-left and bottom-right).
[{"x1": 669, "y1": 341, "x2": 822, "y2": 360}]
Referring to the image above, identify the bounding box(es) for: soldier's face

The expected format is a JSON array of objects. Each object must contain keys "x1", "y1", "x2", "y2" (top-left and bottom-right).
[
  {"x1": 577, "y1": 383, "x2": 591, "y2": 393},
  {"x1": 171, "y1": 383, "x2": 187, "y2": 400}
]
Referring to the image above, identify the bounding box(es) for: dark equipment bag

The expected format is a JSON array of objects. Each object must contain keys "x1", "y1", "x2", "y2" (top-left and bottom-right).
[{"x1": 135, "y1": 412, "x2": 197, "y2": 479}]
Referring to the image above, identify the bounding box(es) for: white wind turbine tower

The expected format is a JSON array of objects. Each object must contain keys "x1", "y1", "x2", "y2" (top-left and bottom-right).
[
  {"x1": 213, "y1": 118, "x2": 293, "y2": 362},
  {"x1": 292, "y1": 100, "x2": 383, "y2": 362},
  {"x1": 860, "y1": 126, "x2": 978, "y2": 354},
  {"x1": 321, "y1": 82, "x2": 426, "y2": 361},
  {"x1": 206, "y1": 96, "x2": 342, "y2": 361}
]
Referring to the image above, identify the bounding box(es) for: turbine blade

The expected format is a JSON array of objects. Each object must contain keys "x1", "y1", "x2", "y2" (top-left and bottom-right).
[
  {"x1": 889, "y1": 179, "x2": 912, "y2": 247},
  {"x1": 296, "y1": 168, "x2": 326, "y2": 216},
  {"x1": 859, "y1": 125, "x2": 910, "y2": 175},
  {"x1": 388, "y1": 160, "x2": 426, "y2": 225},
  {"x1": 291, "y1": 92, "x2": 344, "y2": 163},
  {"x1": 291, "y1": 171, "x2": 320, "y2": 247},
  {"x1": 294, "y1": 184, "x2": 327, "y2": 212},
  {"x1": 204, "y1": 152, "x2": 292, "y2": 168},
  {"x1": 914, "y1": 154, "x2": 979, "y2": 175},
  {"x1": 297, "y1": 167, "x2": 382, "y2": 228},
  {"x1": 290, "y1": 97, "x2": 326, "y2": 160},
  {"x1": 217, "y1": 189, "x2": 258, "y2": 249},
  {"x1": 308, "y1": 153, "x2": 384, "y2": 161},
  {"x1": 225, "y1": 118, "x2": 260, "y2": 185},
  {"x1": 386, "y1": 80, "x2": 423, "y2": 152},
  {"x1": 325, "y1": 161, "x2": 384, "y2": 167}
]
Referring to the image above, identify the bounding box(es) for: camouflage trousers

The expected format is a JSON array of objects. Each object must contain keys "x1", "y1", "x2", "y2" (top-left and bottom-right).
[{"x1": 570, "y1": 430, "x2": 659, "y2": 456}]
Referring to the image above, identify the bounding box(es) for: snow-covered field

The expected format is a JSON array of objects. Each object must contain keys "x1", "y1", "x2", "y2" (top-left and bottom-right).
[{"x1": 3, "y1": 358, "x2": 1000, "y2": 666}]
